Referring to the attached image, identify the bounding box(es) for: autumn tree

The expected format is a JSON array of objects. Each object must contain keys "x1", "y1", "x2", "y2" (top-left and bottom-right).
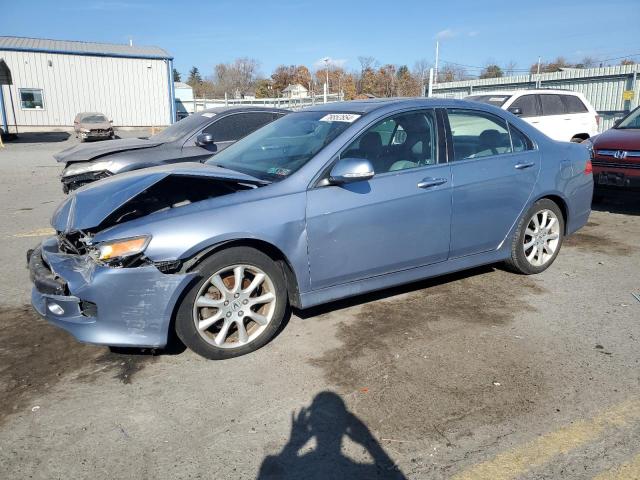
[
  {"x1": 530, "y1": 57, "x2": 572, "y2": 73},
  {"x1": 479, "y1": 64, "x2": 503, "y2": 79},
  {"x1": 254, "y1": 79, "x2": 272, "y2": 98},
  {"x1": 396, "y1": 65, "x2": 420, "y2": 96},
  {"x1": 620, "y1": 59, "x2": 635, "y2": 66},
  {"x1": 271, "y1": 65, "x2": 312, "y2": 94}
]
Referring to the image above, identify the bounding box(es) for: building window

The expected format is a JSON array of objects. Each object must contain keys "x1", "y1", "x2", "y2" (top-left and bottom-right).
[{"x1": 20, "y1": 88, "x2": 45, "y2": 110}]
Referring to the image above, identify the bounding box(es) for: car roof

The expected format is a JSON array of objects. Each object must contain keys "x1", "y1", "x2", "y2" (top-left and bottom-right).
[
  {"x1": 468, "y1": 89, "x2": 583, "y2": 96},
  {"x1": 302, "y1": 97, "x2": 470, "y2": 114},
  {"x1": 199, "y1": 106, "x2": 291, "y2": 116}
]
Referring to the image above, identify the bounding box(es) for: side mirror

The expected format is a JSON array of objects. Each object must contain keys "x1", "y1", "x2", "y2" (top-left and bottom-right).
[
  {"x1": 196, "y1": 133, "x2": 214, "y2": 146},
  {"x1": 508, "y1": 107, "x2": 523, "y2": 116},
  {"x1": 329, "y1": 157, "x2": 375, "y2": 185},
  {"x1": 109, "y1": 119, "x2": 113, "y2": 123},
  {"x1": 613, "y1": 118, "x2": 623, "y2": 127}
]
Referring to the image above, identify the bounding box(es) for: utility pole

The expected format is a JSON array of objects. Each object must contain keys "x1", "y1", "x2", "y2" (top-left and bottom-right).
[
  {"x1": 428, "y1": 68, "x2": 434, "y2": 97},
  {"x1": 536, "y1": 56, "x2": 542, "y2": 88},
  {"x1": 323, "y1": 57, "x2": 329, "y2": 103},
  {"x1": 434, "y1": 41, "x2": 439, "y2": 85}
]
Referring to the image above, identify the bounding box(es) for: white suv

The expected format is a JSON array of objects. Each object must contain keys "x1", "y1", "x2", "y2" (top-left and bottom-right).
[{"x1": 466, "y1": 89, "x2": 599, "y2": 142}]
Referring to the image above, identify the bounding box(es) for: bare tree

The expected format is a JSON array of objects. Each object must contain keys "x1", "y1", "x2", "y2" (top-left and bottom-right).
[
  {"x1": 357, "y1": 56, "x2": 377, "y2": 72},
  {"x1": 504, "y1": 60, "x2": 518, "y2": 76},
  {"x1": 212, "y1": 58, "x2": 261, "y2": 98},
  {"x1": 412, "y1": 58, "x2": 431, "y2": 95}
]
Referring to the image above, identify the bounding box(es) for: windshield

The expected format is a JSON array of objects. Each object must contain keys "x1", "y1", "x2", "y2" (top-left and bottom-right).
[
  {"x1": 82, "y1": 114, "x2": 108, "y2": 123},
  {"x1": 616, "y1": 107, "x2": 640, "y2": 129},
  {"x1": 206, "y1": 111, "x2": 359, "y2": 181},
  {"x1": 466, "y1": 94, "x2": 512, "y2": 107},
  {"x1": 150, "y1": 112, "x2": 213, "y2": 143}
]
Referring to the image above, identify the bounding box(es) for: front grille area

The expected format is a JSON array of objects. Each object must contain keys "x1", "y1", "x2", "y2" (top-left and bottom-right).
[
  {"x1": 592, "y1": 159, "x2": 640, "y2": 170},
  {"x1": 57, "y1": 231, "x2": 90, "y2": 255}
]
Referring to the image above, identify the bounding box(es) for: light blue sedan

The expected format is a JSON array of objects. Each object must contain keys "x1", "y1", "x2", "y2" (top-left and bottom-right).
[{"x1": 28, "y1": 98, "x2": 593, "y2": 359}]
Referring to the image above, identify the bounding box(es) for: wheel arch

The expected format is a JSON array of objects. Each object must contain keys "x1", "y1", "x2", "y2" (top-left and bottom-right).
[
  {"x1": 182, "y1": 238, "x2": 302, "y2": 309},
  {"x1": 532, "y1": 194, "x2": 569, "y2": 234}
]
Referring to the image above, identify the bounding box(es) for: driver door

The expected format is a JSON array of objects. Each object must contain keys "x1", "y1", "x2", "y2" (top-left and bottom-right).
[{"x1": 305, "y1": 109, "x2": 452, "y2": 290}]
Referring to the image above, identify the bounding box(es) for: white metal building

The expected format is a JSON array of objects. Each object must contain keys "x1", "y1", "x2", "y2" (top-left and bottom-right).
[{"x1": 0, "y1": 36, "x2": 175, "y2": 133}]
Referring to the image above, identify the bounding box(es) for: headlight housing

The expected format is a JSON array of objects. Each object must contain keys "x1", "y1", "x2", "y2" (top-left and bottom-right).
[
  {"x1": 92, "y1": 236, "x2": 151, "y2": 264},
  {"x1": 63, "y1": 160, "x2": 114, "y2": 177}
]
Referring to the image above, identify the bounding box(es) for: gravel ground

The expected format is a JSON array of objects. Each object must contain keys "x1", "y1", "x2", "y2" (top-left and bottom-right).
[{"x1": 0, "y1": 132, "x2": 639, "y2": 479}]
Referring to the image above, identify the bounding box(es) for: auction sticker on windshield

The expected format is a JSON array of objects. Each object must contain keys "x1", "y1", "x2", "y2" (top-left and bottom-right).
[{"x1": 320, "y1": 113, "x2": 361, "y2": 123}]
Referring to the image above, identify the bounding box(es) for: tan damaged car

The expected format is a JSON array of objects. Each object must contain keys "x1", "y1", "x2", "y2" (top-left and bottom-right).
[{"x1": 73, "y1": 112, "x2": 114, "y2": 142}]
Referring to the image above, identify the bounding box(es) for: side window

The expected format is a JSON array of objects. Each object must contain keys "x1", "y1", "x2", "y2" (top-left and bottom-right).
[
  {"x1": 447, "y1": 109, "x2": 512, "y2": 161},
  {"x1": 509, "y1": 124, "x2": 534, "y2": 152},
  {"x1": 20, "y1": 88, "x2": 44, "y2": 109},
  {"x1": 510, "y1": 95, "x2": 539, "y2": 117},
  {"x1": 539, "y1": 94, "x2": 567, "y2": 116},
  {"x1": 203, "y1": 112, "x2": 274, "y2": 142},
  {"x1": 562, "y1": 95, "x2": 588, "y2": 114},
  {"x1": 342, "y1": 110, "x2": 437, "y2": 174}
]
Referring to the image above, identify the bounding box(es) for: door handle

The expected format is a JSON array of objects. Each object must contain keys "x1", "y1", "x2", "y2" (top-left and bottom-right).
[
  {"x1": 417, "y1": 177, "x2": 447, "y2": 189},
  {"x1": 515, "y1": 162, "x2": 535, "y2": 170}
]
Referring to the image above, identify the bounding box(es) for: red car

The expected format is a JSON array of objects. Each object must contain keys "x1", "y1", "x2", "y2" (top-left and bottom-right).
[{"x1": 589, "y1": 106, "x2": 640, "y2": 200}]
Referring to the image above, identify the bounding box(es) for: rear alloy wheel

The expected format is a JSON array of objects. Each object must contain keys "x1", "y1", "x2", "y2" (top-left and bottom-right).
[
  {"x1": 505, "y1": 199, "x2": 564, "y2": 274},
  {"x1": 176, "y1": 247, "x2": 287, "y2": 359}
]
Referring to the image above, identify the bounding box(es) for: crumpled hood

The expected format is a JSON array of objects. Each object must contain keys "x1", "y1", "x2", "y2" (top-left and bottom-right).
[
  {"x1": 53, "y1": 137, "x2": 163, "y2": 163},
  {"x1": 51, "y1": 163, "x2": 267, "y2": 232}
]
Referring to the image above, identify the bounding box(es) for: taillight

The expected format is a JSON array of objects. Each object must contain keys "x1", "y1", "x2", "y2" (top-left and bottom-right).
[
  {"x1": 584, "y1": 159, "x2": 593, "y2": 175},
  {"x1": 595, "y1": 115, "x2": 601, "y2": 128}
]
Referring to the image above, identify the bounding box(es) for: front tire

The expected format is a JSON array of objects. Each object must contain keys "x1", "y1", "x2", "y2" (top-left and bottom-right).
[
  {"x1": 175, "y1": 247, "x2": 288, "y2": 360},
  {"x1": 505, "y1": 199, "x2": 564, "y2": 274}
]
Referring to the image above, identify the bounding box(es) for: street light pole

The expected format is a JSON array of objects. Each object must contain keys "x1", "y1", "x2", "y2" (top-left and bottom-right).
[{"x1": 323, "y1": 57, "x2": 329, "y2": 103}]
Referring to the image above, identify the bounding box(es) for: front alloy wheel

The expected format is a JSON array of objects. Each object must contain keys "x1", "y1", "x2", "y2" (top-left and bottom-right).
[
  {"x1": 193, "y1": 264, "x2": 277, "y2": 349},
  {"x1": 176, "y1": 247, "x2": 288, "y2": 359}
]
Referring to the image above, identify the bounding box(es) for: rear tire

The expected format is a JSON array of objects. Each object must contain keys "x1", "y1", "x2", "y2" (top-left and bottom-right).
[
  {"x1": 175, "y1": 247, "x2": 288, "y2": 360},
  {"x1": 505, "y1": 199, "x2": 564, "y2": 274}
]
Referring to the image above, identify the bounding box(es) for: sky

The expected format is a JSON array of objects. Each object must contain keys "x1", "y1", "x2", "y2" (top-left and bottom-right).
[{"x1": 2, "y1": 0, "x2": 639, "y2": 78}]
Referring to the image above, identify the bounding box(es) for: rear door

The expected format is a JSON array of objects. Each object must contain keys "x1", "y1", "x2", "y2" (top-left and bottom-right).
[
  {"x1": 445, "y1": 108, "x2": 540, "y2": 258},
  {"x1": 539, "y1": 94, "x2": 570, "y2": 141},
  {"x1": 561, "y1": 94, "x2": 592, "y2": 138}
]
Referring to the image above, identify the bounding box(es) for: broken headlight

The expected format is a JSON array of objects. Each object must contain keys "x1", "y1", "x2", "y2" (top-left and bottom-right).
[
  {"x1": 63, "y1": 160, "x2": 114, "y2": 178},
  {"x1": 91, "y1": 235, "x2": 151, "y2": 264}
]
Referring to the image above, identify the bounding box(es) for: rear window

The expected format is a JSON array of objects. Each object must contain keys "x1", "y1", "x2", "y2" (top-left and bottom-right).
[
  {"x1": 466, "y1": 95, "x2": 512, "y2": 107},
  {"x1": 562, "y1": 95, "x2": 588, "y2": 113},
  {"x1": 540, "y1": 95, "x2": 567, "y2": 116}
]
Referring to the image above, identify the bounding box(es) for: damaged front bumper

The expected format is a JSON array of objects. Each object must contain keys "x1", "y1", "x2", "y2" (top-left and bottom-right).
[{"x1": 28, "y1": 237, "x2": 196, "y2": 348}]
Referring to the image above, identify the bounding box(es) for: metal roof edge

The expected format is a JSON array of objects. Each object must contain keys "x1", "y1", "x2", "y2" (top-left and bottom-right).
[{"x1": 0, "y1": 45, "x2": 172, "y2": 61}]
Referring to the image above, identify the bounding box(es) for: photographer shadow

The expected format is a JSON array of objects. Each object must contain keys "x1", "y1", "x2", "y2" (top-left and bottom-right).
[{"x1": 257, "y1": 391, "x2": 406, "y2": 480}]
